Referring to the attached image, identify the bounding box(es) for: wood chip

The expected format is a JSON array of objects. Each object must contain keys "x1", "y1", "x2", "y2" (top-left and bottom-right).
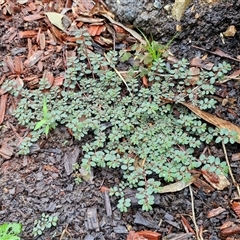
[
  {"x1": 24, "y1": 50, "x2": 43, "y2": 67},
  {"x1": 0, "y1": 142, "x2": 14, "y2": 159},
  {"x1": 0, "y1": 94, "x2": 8, "y2": 124},
  {"x1": 63, "y1": 147, "x2": 80, "y2": 175},
  {"x1": 86, "y1": 207, "x2": 99, "y2": 231}
]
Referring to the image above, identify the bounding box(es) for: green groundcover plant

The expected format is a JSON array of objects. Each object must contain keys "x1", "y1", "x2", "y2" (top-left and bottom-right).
[
  {"x1": 0, "y1": 222, "x2": 22, "y2": 240},
  {"x1": 2, "y1": 30, "x2": 237, "y2": 211},
  {"x1": 32, "y1": 213, "x2": 58, "y2": 237}
]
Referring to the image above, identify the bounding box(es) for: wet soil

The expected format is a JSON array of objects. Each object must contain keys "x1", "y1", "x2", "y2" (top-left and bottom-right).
[{"x1": 1, "y1": 1, "x2": 240, "y2": 240}]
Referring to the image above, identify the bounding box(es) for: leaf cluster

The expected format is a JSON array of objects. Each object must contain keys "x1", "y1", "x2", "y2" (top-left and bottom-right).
[
  {"x1": 32, "y1": 213, "x2": 58, "y2": 237},
  {"x1": 0, "y1": 222, "x2": 22, "y2": 240}
]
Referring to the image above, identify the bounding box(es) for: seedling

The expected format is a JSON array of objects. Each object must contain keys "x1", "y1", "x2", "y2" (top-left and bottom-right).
[
  {"x1": 32, "y1": 213, "x2": 58, "y2": 237},
  {"x1": 0, "y1": 222, "x2": 22, "y2": 240},
  {"x1": 120, "y1": 29, "x2": 179, "y2": 66},
  {"x1": 34, "y1": 96, "x2": 56, "y2": 136}
]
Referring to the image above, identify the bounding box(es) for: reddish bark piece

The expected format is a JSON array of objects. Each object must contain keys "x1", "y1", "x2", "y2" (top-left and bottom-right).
[
  {"x1": 126, "y1": 231, "x2": 148, "y2": 240},
  {"x1": 207, "y1": 207, "x2": 226, "y2": 218},
  {"x1": 19, "y1": 30, "x2": 38, "y2": 38},
  {"x1": 113, "y1": 24, "x2": 128, "y2": 34},
  {"x1": 43, "y1": 71, "x2": 54, "y2": 86},
  {"x1": 50, "y1": 25, "x2": 64, "y2": 42},
  {"x1": 14, "y1": 56, "x2": 23, "y2": 75},
  {"x1": 0, "y1": 94, "x2": 8, "y2": 124},
  {"x1": 28, "y1": 2, "x2": 37, "y2": 11},
  {"x1": 24, "y1": 50, "x2": 43, "y2": 67},
  {"x1": 201, "y1": 169, "x2": 219, "y2": 184},
  {"x1": 0, "y1": 143, "x2": 13, "y2": 159},
  {"x1": 220, "y1": 221, "x2": 240, "y2": 238},
  {"x1": 227, "y1": 69, "x2": 240, "y2": 79},
  {"x1": 23, "y1": 14, "x2": 44, "y2": 22},
  {"x1": 232, "y1": 152, "x2": 240, "y2": 161},
  {"x1": 142, "y1": 76, "x2": 148, "y2": 87},
  {"x1": 230, "y1": 200, "x2": 240, "y2": 218},
  {"x1": 53, "y1": 76, "x2": 64, "y2": 86},
  {"x1": 39, "y1": 32, "x2": 46, "y2": 50},
  {"x1": 43, "y1": 165, "x2": 60, "y2": 173},
  {"x1": 5, "y1": 56, "x2": 15, "y2": 73},
  {"x1": 88, "y1": 25, "x2": 106, "y2": 36},
  {"x1": 100, "y1": 186, "x2": 110, "y2": 192},
  {"x1": 192, "y1": 178, "x2": 215, "y2": 194},
  {"x1": 180, "y1": 215, "x2": 195, "y2": 234},
  {"x1": 138, "y1": 230, "x2": 161, "y2": 240}
]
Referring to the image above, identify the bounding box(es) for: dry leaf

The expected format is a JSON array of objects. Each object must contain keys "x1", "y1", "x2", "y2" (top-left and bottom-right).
[
  {"x1": 172, "y1": 0, "x2": 192, "y2": 21},
  {"x1": 180, "y1": 102, "x2": 240, "y2": 143},
  {"x1": 159, "y1": 174, "x2": 200, "y2": 193},
  {"x1": 45, "y1": 12, "x2": 65, "y2": 31},
  {"x1": 223, "y1": 25, "x2": 237, "y2": 37}
]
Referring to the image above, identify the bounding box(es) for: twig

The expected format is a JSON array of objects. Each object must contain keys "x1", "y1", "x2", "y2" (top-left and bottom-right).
[
  {"x1": 104, "y1": 53, "x2": 133, "y2": 97},
  {"x1": 222, "y1": 141, "x2": 240, "y2": 197},
  {"x1": 59, "y1": 223, "x2": 72, "y2": 240},
  {"x1": 189, "y1": 186, "x2": 204, "y2": 240}
]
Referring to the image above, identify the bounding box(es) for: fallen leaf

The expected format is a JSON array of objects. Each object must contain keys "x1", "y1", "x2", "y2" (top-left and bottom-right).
[
  {"x1": 223, "y1": 25, "x2": 237, "y2": 37},
  {"x1": 159, "y1": 174, "x2": 200, "y2": 193},
  {"x1": 172, "y1": 0, "x2": 192, "y2": 21},
  {"x1": 45, "y1": 12, "x2": 65, "y2": 31},
  {"x1": 180, "y1": 102, "x2": 240, "y2": 143}
]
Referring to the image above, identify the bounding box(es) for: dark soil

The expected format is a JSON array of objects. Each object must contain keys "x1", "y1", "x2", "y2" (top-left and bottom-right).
[{"x1": 1, "y1": 1, "x2": 240, "y2": 240}]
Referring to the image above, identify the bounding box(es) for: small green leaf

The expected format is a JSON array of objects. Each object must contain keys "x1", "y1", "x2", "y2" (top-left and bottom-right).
[{"x1": 34, "y1": 120, "x2": 46, "y2": 130}]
